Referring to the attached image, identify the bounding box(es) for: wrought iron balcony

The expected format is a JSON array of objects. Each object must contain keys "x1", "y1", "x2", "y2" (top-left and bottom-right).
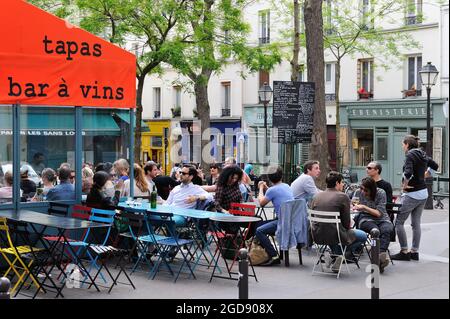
[{"x1": 259, "y1": 37, "x2": 270, "y2": 45}]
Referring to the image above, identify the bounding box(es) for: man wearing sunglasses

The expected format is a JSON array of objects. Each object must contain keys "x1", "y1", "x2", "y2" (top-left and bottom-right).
[
  {"x1": 366, "y1": 161, "x2": 393, "y2": 205},
  {"x1": 166, "y1": 164, "x2": 213, "y2": 210}
]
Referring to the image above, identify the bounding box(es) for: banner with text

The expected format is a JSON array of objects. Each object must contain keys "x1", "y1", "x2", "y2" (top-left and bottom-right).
[{"x1": 0, "y1": 0, "x2": 136, "y2": 108}]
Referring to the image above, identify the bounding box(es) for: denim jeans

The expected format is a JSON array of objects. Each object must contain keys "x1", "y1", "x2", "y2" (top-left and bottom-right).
[
  {"x1": 395, "y1": 196, "x2": 426, "y2": 251},
  {"x1": 255, "y1": 219, "x2": 278, "y2": 258},
  {"x1": 330, "y1": 229, "x2": 367, "y2": 255},
  {"x1": 359, "y1": 220, "x2": 394, "y2": 252}
]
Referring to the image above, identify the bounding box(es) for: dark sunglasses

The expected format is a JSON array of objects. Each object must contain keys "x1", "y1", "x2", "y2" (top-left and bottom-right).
[
  {"x1": 180, "y1": 171, "x2": 189, "y2": 176},
  {"x1": 366, "y1": 166, "x2": 376, "y2": 170}
]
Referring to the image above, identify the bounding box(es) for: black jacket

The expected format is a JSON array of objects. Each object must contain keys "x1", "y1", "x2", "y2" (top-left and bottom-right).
[
  {"x1": 403, "y1": 148, "x2": 439, "y2": 193},
  {"x1": 86, "y1": 187, "x2": 120, "y2": 210}
]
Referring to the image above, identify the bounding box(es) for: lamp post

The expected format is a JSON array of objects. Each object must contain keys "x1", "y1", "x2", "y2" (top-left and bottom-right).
[
  {"x1": 419, "y1": 61, "x2": 439, "y2": 209},
  {"x1": 258, "y1": 82, "x2": 273, "y2": 163}
]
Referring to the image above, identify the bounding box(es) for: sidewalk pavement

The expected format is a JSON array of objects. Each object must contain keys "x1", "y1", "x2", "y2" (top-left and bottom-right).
[{"x1": 18, "y1": 199, "x2": 449, "y2": 299}]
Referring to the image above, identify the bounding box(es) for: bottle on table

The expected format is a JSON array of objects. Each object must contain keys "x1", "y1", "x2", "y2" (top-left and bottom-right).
[{"x1": 150, "y1": 185, "x2": 157, "y2": 209}]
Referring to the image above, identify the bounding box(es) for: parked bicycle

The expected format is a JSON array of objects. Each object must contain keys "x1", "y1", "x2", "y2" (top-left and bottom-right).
[{"x1": 341, "y1": 168, "x2": 359, "y2": 198}]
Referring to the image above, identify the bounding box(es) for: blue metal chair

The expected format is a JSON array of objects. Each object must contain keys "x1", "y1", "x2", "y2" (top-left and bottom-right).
[
  {"x1": 146, "y1": 211, "x2": 196, "y2": 282},
  {"x1": 65, "y1": 208, "x2": 116, "y2": 285}
]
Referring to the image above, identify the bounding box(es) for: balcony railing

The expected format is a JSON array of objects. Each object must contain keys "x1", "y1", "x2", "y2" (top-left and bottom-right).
[
  {"x1": 405, "y1": 15, "x2": 422, "y2": 25},
  {"x1": 325, "y1": 93, "x2": 336, "y2": 102},
  {"x1": 402, "y1": 89, "x2": 422, "y2": 98},
  {"x1": 154, "y1": 111, "x2": 161, "y2": 118},
  {"x1": 259, "y1": 37, "x2": 270, "y2": 45},
  {"x1": 221, "y1": 108, "x2": 231, "y2": 117},
  {"x1": 357, "y1": 91, "x2": 373, "y2": 100}
]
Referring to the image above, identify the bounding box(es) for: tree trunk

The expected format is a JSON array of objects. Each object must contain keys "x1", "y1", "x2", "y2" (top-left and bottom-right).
[
  {"x1": 134, "y1": 75, "x2": 145, "y2": 165},
  {"x1": 285, "y1": 0, "x2": 301, "y2": 182},
  {"x1": 194, "y1": 79, "x2": 212, "y2": 171},
  {"x1": 304, "y1": 0, "x2": 329, "y2": 188},
  {"x1": 335, "y1": 59, "x2": 341, "y2": 171},
  {"x1": 290, "y1": 0, "x2": 301, "y2": 82}
]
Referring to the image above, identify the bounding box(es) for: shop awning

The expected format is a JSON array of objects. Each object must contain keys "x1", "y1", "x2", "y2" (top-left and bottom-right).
[
  {"x1": 114, "y1": 110, "x2": 149, "y2": 131},
  {"x1": 0, "y1": 107, "x2": 121, "y2": 136}
]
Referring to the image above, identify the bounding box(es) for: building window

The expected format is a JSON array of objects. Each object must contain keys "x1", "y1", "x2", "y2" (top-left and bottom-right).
[
  {"x1": 298, "y1": 64, "x2": 305, "y2": 82},
  {"x1": 405, "y1": 55, "x2": 422, "y2": 96},
  {"x1": 173, "y1": 86, "x2": 181, "y2": 108},
  {"x1": 325, "y1": 63, "x2": 336, "y2": 101},
  {"x1": 361, "y1": 0, "x2": 374, "y2": 30},
  {"x1": 153, "y1": 87, "x2": 161, "y2": 118},
  {"x1": 351, "y1": 129, "x2": 373, "y2": 167},
  {"x1": 259, "y1": 10, "x2": 270, "y2": 44},
  {"x1": 358, "y1": 59, "x2": 374, "y2": 98},
  {"x1": 259, "y1": 70, "x2": 270, "y2": 89},
  {"x1": 324, "y1": 0, "x2": 337, "y2": 35},
  {"x1": 405, "y1": 0, "x2": 423, "y2": 25},
  {"x1": 221, "y1": 82, "x2": 231, "y2": 116}
]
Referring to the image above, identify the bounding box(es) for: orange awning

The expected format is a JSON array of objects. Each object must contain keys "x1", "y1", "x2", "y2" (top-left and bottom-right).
[{"x1": 0, "y1": 0, "x2": 136, "y2": 108}]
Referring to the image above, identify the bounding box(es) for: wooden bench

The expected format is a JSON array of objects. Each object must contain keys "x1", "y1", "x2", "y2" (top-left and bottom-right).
[{"x1": 433, "y1": 176, "x2": 449, "y2": 209}]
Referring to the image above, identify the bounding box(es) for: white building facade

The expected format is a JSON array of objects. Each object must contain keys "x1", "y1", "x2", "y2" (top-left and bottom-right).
[{"x1": 141, "y1": 0, "x2": 449, "y2": 185}]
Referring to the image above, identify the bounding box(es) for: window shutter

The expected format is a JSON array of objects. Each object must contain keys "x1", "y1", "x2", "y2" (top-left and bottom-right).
[{"x1": 433, "y1": 127, "x2": 442, "y2": 174}]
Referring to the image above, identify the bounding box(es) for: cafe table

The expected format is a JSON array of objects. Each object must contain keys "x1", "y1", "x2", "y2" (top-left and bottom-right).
[{"x1": 0, "y1": 209, "x2": 108, "y2": 298}]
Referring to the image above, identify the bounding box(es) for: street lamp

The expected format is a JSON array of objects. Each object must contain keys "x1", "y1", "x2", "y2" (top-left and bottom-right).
[
  {"x1": 258, "y1": 82, "x2": 273, "y2": 161},
  {"x1": 419, "y1": 61, "x2": 439, "y2": 209},
  {"x1": 419, "y1": 62, "x2": 439, "y2": 156}
]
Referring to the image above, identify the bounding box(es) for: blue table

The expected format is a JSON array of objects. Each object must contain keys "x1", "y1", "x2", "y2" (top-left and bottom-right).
[{"x1": 117, "y1": 203, "x2": 228, "y2": 276}]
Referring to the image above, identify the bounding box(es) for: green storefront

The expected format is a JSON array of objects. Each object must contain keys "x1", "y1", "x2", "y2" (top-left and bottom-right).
[{"x1": 339, "y1": 98, "x2": 448, "y2": 191}]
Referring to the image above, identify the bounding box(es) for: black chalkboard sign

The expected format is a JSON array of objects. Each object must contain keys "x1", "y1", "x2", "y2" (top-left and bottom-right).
[{"x1": 272, "y1": 81, "x2": 315, "y2": 144}]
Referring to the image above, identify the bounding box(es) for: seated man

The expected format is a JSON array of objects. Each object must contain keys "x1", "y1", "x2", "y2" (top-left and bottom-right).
[
  {"x1": 310, "y1": 171, "x2": 367, "y2": 272},
  {"x1": 46, "y1": 166, "x2": 75, "y2": 201},
  {"x1": 290, "y1": 160, "x2": 321, "y2": 202},
  {"x1": 256, "y1": 166, "x2": 294, "y2": 266},
  {"x1": 166, "y1": 164, "x2": 213, "y2": 226}
]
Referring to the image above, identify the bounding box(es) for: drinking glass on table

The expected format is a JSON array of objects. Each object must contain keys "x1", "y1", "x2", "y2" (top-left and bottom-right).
[{"x1": 351, "y1": 196, "x2": 360, "y2": 211}]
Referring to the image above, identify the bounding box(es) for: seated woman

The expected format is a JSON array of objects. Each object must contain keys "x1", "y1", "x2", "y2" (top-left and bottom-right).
[
  {"x1": 41, "y1": 168, "x2": 56, "y2": 196},
  {"x1": 214, "y1": 165, "x2": 243, "y2": 213},
  {"x1": 86, "y1": 171, "x2": 121, "y2": 210},
  {"x1": 121, "y1": 163, "x2": 150, "y2": 198},
  {"x1": 352, "y1": 177, "x2": 394, "y2": 273}
]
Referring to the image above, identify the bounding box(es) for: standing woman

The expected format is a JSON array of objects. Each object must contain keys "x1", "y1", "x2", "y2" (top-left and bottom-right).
[{"x1": 391, "y1": 135, "x2": 439, "y2": 261}]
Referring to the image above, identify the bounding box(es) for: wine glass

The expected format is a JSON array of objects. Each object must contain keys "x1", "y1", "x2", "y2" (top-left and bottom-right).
[{"x1": 351, "y1": 196, "x2": 360, "y2": 211}]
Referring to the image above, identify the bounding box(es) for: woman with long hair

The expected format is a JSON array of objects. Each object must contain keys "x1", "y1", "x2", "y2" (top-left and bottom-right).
[
  {"x1": 352, "y1": 177, "x2": 394, "y2": 272},
  {"x1": 121, "y1": 164, "x2": 151, "y2": 197},
  {"x1": 86, "y1": 171, "x2": 121, "y2": 209},
  {"x1": 391, "y1": 135, "x2": 438, "y2": 261},
  {"x1": 214, "y1": 165, "x2": 243, "y2": 213}
]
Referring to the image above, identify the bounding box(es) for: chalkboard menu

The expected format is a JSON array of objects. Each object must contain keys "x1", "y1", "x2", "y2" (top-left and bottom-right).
[{"x1": 272, "y1": 81, "x2": 315, "y2": 144}]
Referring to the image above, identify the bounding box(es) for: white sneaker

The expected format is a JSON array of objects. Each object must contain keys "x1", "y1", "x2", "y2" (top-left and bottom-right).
[{"x1": 332, "y1": 256, "x2": 343, "y2": 273}]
